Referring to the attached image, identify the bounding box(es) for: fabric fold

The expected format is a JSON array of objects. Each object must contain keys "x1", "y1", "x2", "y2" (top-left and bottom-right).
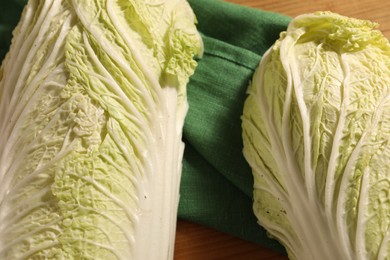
[{"x1": 180, "y1": 0, "x2": 290, "y2": 252}]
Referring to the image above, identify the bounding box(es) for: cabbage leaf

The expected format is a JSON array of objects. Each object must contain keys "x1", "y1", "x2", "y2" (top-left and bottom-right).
[
  {"x1": 242, "y1": 12, "x2": 390, "y2": 260},
  {"x1": 0, "y1": 0, "x2": 202, "y2": 259}
]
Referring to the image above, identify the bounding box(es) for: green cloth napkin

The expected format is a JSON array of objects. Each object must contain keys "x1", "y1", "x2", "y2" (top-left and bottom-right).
[
  {"x1": 0, "y1": 0, "x2": 24, "y2": 59},
  {"x1": 180, "y1": 0, "x2": 290, "y2": 252},
  {"x1": 0, "y1": 0, "x2": 291, "y2": 254}
]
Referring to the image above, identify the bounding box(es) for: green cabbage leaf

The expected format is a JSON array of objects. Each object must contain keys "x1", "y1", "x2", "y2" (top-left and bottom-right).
[
  {"x1": 242, "y1": 12, "x2": 390, "y2": 260},
  {"x1": 0, "y1": 0, "x2": 202, "y2": 259}
]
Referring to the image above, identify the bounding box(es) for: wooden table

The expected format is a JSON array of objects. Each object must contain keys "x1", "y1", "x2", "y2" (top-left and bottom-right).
[
  {"x1": 174, "y1": 0, "x2": 390, "y2": 259},
  {"x1": 232, "y1": 0, "x2": 390, "y2": 39}
]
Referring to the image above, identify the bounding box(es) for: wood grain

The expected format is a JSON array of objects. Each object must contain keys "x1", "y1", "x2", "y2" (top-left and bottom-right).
[
  {"x1": 174, "y1": 220, "x2": 287, "y2": 260},
  {"x1": 230, "y1": 0, "x2": 390, "y2": 39},
  {"x1": 174, "y1": 0, "x2": 390, "y2": 259}
]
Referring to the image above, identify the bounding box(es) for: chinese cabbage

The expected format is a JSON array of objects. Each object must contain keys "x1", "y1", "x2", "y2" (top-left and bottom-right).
[
  {"x1": 0, "y1": 0, "x2": 202, "y2": 259},
  {"x1": 242, "y1": 12, "x2": 390, "y2": 260}
]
